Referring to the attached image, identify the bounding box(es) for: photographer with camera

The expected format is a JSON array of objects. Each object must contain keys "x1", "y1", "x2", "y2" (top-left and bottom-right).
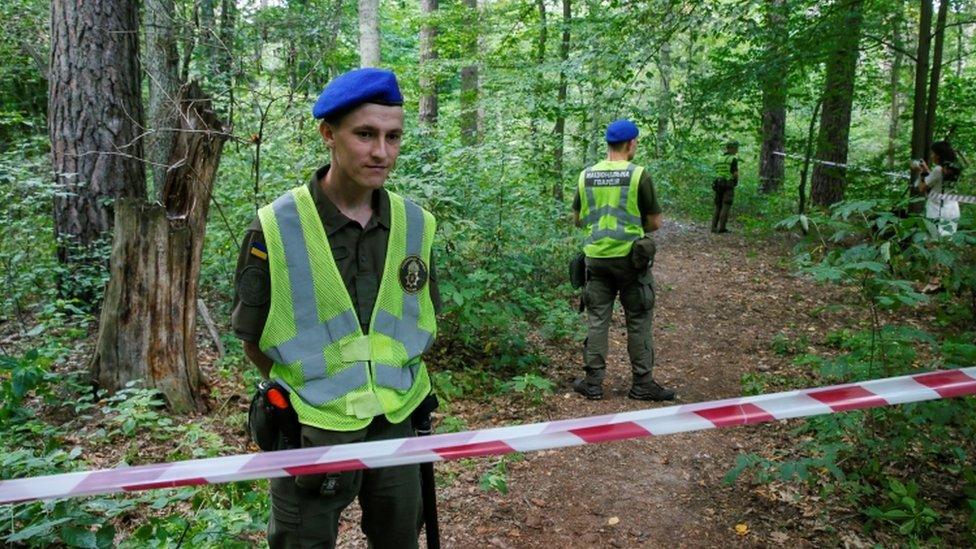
[{"x1": 911, "y1": 140, "x2": 963, "y2": 237}]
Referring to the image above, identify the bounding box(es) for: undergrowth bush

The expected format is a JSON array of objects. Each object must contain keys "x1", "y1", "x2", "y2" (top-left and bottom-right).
[{"x1": 727, "y1": 198, "x2": 976, "y2": 543}]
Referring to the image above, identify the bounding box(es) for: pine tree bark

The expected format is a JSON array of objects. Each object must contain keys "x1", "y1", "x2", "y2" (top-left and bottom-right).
[
  {"x1": 146, "y1": 0, "x2": 182, "y2": 194},
  {"x1": 358, "y1": 0, "x2": 381, "y2": 67},
  {"x1": 460, "y1": 0, "x2": 480, "y2": 146},
  {"x1": 810, "y1": 0, "x2": 864, "y2": 207},
  {"x1": 49, "y1": 0, "x2": 146, "y2": 301},
  {"x1": 553, "y1": 0, "x2": 571, "y2": 200},
  {"x1": 92, "y1": 83, "x2": 227, "y2": 413},
  {"x1": 759, "y1": 0, "x2": 787, "y2": 193}
]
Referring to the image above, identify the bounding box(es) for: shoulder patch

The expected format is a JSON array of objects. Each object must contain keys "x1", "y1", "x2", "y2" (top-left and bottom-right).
[
  {"x1": 238, "y1": 265, "x2": 270, "y2": 307},
  {"x1": 249, "y1": 241, "x2": 268, "y2": 260},
  {"x1": 399, "y1": 255, "x2": 428, "y2": 294}
]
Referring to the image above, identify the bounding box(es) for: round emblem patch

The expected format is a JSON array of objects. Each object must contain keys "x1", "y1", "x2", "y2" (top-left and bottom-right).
[
  {"x1": 238, "y1": 266, "x2": 270, "y2": 306},
  {"x1": 399, "y1": 255, "x2": 428, "y2": 294}
]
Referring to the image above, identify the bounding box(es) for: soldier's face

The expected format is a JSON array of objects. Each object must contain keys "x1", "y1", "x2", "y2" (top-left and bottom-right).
[{"x1": 320, "y1": 104, "x2": 404, "y2": 190}]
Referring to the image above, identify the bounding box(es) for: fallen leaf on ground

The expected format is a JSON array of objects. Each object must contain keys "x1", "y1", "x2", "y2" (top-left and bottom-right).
[{"x1": 735, "y1": 523, "x2": 749, "y2": 536}]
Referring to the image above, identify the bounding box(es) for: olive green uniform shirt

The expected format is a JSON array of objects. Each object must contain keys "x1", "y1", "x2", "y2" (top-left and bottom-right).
[
  {"x1": 571, "y1": 168, "x2": 662, "y2": 221},
  {"x1": 232, "y1": 164, "x2": 441, "y2": 342}
]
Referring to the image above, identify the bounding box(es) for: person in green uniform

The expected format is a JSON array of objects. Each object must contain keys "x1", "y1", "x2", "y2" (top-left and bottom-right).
[
  {"x1": 570, "y1": 119, "x2": 675, "y2": 402},
  {"x1": 710, "y1": 140, "x2": 739, "y2": 233},
  {"x1": 231, "y1": 68, "x2": 441, "y2": 549}
]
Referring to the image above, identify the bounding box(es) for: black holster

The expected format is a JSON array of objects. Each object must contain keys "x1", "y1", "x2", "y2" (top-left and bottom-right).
[
  {"x1": 569, "y1": 253, "x2": 586, "y2": 290},
  {"x1": 629, "y1": 236, "x2": 656, "y2": 271},
  {"x1": 247, "y1": 380, "x2": 301, "y2": 451}
]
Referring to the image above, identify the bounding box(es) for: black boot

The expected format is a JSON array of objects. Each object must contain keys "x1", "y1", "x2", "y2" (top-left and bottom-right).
[
  {"x1": 628, "y1": 380, "x2": 675, "y2": 401},
  {"x1": 572, "y1": 378, "x2": 604, "y2": 400}
]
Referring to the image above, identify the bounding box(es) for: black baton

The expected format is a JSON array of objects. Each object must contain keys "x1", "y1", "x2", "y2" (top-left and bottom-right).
[{"x1": 412, "y1": 394, "x2": 440, "y2": 549}]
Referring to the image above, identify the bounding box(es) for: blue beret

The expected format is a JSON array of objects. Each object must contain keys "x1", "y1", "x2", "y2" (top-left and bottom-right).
[
  {"x1": 312, "y1": 68, "x2": 404, "y2": 120},
  {"x1": 605, "y1": 119, "x2": 639, "y2": 144}
]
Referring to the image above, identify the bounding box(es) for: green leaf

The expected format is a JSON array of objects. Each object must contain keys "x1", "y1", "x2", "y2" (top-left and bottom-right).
[
  {"x1": 60, "y1": 526, "x2": 97, "y2": 548},
  {"x1": 5, "y1": 516, "x2": 73, "y2": 542},
  {"x1": 95, "y1": 523, "x2": 115, "y2": 548}
]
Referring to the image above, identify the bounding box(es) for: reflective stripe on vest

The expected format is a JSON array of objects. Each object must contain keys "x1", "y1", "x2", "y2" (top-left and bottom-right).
[
  {"x1": 578, "y1": 162, "x2": 644, "y2": 258},
  {"x1": 261, "y1": 191, "x2": 367, "y2": 406},
  {"x1": 258, "y1": 185, "x2": 435, "y2": 430},
  {"x1": 372, "y1": 199, "x2": 433, "y2": 389},
  {"x1": 714, "y1": 154, "x2": 736, "y2": 178}
]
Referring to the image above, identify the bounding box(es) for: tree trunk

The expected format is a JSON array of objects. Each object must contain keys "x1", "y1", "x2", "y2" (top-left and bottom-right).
[
  {"x1": 955, "y1": 3, "x2": 963, "y2": 79},
  {"x1": 908, "y1": 0, "x2": 933, "y2": 210},
  {"x1": 923, "y1": 0, "x2": 948, "y2": 155},
  {"x1": 553, "y1": 0, "x2": 571, "y2": 200},
  {"x1": 531, "y1": 0, "x2": 548, "y2": 178},
  {"x1": 460, "y1": 0, "x2": 479, "y2": 146},
  {"x1": 146, "y1": 0, "x2": 182, "y2": 195},
  {"x1": 799, "y1": 99, "x2": 822, "y2": 215},
  {"x1": 358, "y1": 0, "x2": 381, "y2": 67},
  {"x1": 50, "y1": 0, "x2": 146, "y2": 301},
  {"x1": 655, "y1": 42, "x2": 671, "y2": 159},
  {"x1": 200, "y1": 0, "x2": 217, "y2": 74},
  {"x1": 419, "y1": 0, "x2": 438, "y2": 129},
  {"x1": 887, "y1": 15, "x2": 905, "y2": 170},
  {"x1": 910, "y1": 0, "x2": 932, "y2": 162},
  {"x1": 219, "y1": 0, "x2": 237, "y2": 126},
  {"x1": 810, "y1": 0, "x2": 864, "y2": 207},
  {"x1": 92, "y1": 83, "x2": 227, "y2": 413},
  {"x1": 759, "y1": 0, "x2": 787, "y2": 193}
]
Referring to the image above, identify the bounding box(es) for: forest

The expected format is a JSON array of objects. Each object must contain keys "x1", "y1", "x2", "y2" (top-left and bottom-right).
[{"x1": 1, "y1": 0, "x2": 975, "y2": 545}]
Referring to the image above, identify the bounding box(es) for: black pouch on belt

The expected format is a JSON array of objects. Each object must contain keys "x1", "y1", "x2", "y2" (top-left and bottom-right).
[
  {"x1": 569, "y1": 252, "x2": 586, "y2": 289},
  {"x1": 629, "y1": 237, "x2": 657, "y2": 271},
  {"x1": 248, "y1": 380, "x2": 301, "y2": 451}
]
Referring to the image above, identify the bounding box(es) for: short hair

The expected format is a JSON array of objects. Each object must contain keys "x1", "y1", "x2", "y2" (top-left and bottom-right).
[
  {"x1": 931, "y1": 140, "x2": 957, "y2": 164},
  {"x1": 608, "y1": 140, "x2": 631, "y2": 152}
]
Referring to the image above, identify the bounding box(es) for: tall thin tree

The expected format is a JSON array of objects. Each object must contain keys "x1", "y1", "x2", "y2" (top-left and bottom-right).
[
  {"x1": 656, "y1": 41, "x2": 672, "y2": 159},
  {"x1": 419, "y1": 0, "x2": 438, "y2": 130},
  {"x1": 553, "y1": 0, "x2": 571, "y2": 200},
  {"x1": 887, "y1": 12, "x2": 905, "y2": 170},
  {"x1": 359, "y1": 0, "x2": 381, "y2": 67},
  {"x1": 759, "y1": 0, "x2": 788, "y2": 193},
  {"x1": 923, "y1": 0, "x2": 949, "y2": 155},
  {"x1": 460, "y1": 0, "x2": 480, "y2": 145},
  {"x1": 810, "y1": 0, "x2": 864, "y2": 207}
]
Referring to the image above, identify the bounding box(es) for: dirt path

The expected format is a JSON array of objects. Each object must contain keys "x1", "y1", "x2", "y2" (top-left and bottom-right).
[{"x1": 424, "y1": 220, "x2": 852, "y2": 548}]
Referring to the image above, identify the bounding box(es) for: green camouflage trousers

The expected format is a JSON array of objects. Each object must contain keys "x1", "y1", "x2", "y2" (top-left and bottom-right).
[
  {"x1": 582, "y1": 256, "x2": 656, "y2": 385},
  {"x1": 711, "y1": 187, "x2": 734, "y2": 231},
  {"x1": 268, "y1": 416, "x2": 421, "y2": 549}
]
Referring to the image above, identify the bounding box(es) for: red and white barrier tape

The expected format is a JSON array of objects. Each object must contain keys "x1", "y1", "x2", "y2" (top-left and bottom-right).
[
  {"x1": 2, "y1": 367, "x2": 975, "y2": 505},
  {"x1": 934, "y1": 193, "x2": 976, "y2": 205}
]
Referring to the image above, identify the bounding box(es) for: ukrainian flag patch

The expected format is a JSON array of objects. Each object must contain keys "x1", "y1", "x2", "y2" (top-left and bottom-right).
[{"x1": 249, "y1": 241, "x2": 268, "y2": 260}]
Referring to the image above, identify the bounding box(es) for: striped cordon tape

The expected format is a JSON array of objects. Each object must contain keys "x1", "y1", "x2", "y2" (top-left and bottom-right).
[
  {"x1": 1, "y1": 367, "x2": 974, "y2": 505},
  {"x1": 934, "y1": 193, "x2": 976, "y2": 204}
]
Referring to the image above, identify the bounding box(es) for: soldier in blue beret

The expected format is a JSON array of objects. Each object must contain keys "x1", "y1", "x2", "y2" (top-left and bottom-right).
[
  {"x1": 570, "y1": 119, "x2": 675, "y2": 402},
  {"x1": 232, "y1": 68, "x2": 441, "y2": 549}
]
